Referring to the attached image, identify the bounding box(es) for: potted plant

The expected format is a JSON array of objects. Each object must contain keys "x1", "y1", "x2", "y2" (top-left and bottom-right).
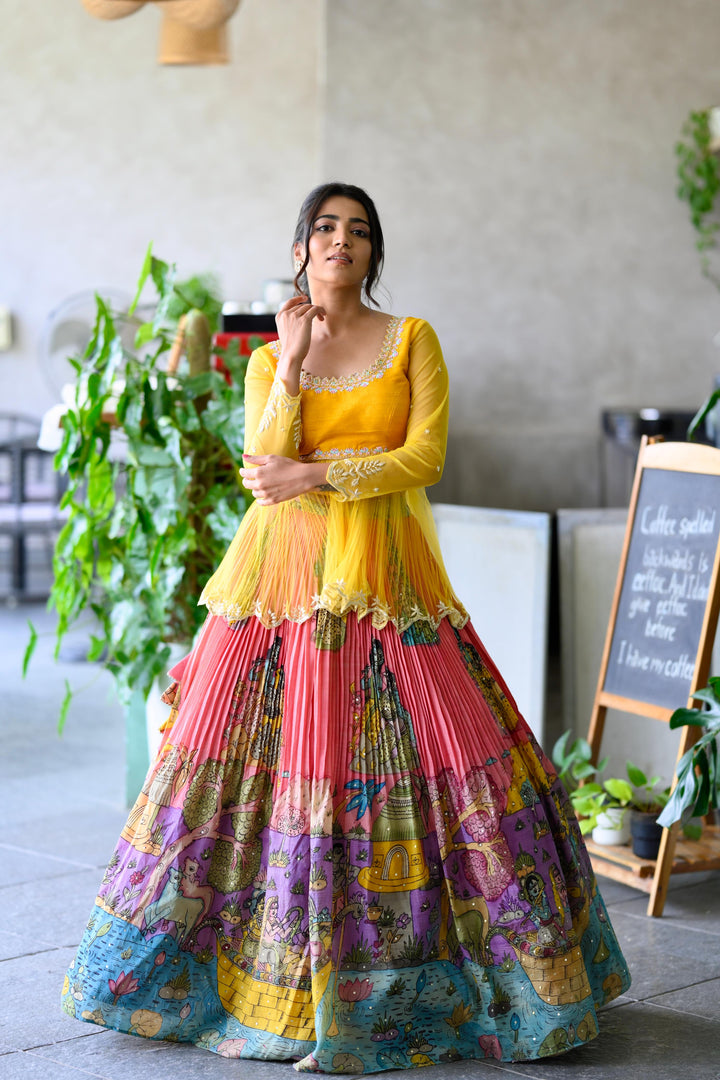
[
  {"x1": 657, "y1": 677, "x2": 720, "y2": 833},
  {"x1": 551, "y1": 733, "x2": 632, "y2": 845},
  {"x1": 24, "y1": 245, "x2": 251, "y2": 765},
  {"x1": 569, "y1": 777, "x2": 634, "y2": 846},
  {"x1": 625, "y1": 763, "x2": 670, "y2": 860}
]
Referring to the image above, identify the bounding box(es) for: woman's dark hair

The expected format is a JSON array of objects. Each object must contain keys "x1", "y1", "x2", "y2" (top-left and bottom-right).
[{"x1": 292, "y1": 182, "x2": 385, "y2": 307}]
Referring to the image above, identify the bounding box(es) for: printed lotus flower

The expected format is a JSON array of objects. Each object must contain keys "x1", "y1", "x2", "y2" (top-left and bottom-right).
[
  {"x1": 337, "y1": 977, "x2": 373, "y2": 1011},
  {"x1": 108, "y1": 969, "x2": 139, "y2": 1004}
]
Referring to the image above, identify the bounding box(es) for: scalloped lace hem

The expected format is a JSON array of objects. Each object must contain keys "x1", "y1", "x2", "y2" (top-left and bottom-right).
[{"x1": 199, "y1": 587, "x2": 468, "y2": 633}]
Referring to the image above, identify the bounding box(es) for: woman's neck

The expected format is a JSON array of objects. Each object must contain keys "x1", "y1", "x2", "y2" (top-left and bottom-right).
[{"x1": 306, "y1": 283, "x2": 373, "y2": 337}]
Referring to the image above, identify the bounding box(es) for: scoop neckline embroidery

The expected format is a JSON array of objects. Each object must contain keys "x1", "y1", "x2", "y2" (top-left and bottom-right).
[{"x1": 268, "y1": 315, "x2": 407, "y2": 393}]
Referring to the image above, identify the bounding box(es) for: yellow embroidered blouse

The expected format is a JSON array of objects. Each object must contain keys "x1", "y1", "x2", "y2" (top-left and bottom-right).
[{"x1": 199, "y1": 315, "x2": 467, "y2": 631}]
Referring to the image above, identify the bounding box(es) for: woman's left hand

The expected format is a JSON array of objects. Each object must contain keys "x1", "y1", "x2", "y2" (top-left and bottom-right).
[{"x1": 240, "y1": 454, "x2": 321, "y2": 505}]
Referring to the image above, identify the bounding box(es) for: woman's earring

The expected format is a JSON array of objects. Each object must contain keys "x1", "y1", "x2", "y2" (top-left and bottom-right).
[{"x1": 294, "y1": 258, "x2": 303, "y2": 273}]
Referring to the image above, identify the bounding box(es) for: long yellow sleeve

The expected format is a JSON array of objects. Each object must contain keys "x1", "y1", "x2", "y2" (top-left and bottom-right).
[
  {"x1": 325, "y1": 320, "x2": 448, "y2": 501},
  {"x1": 244, "y1": 351, "x2": 302, "y2": 458}
]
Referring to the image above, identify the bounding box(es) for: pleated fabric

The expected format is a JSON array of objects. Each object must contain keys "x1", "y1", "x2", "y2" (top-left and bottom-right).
[
  {"x1": 199, "y1": 489, "x2": 467, "y2": 632},
  {"x1": 63, "y1": 611, "x2": 630, "y2": 1072}
]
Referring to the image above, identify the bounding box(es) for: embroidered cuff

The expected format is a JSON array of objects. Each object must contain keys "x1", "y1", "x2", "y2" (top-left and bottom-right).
[{"x1": 326, "y1": 457, "x2": 386, "y2": 501}]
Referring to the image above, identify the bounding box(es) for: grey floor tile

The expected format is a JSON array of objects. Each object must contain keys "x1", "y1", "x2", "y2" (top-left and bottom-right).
[
  {"x1": 593, "y1": 875, "x2": 641, "y2": 906},
  {"x1": 0, "y1": 1048, "x2": 107, "y2": 1078},
  {"x1": 0, "y1": 930, "x2": 60, "y2": 962},
  {"x1": 0, "y1": 947, "x2": 106, "y2": 1052},
  {"x1": 387, "y1": 1060, "x2": 530, "y2": 1079},
  {"x1": 170, "y1": 1038, "x2": 315, "y2": 1077},
  {"x1": 472, "y1": 1001, "x2": 720, "y2": 1080},
  {"x1": 607, "y1": 909, "x2": 720, "y2": 1000},
  {"x1": 1, "y1": 809, "x2": 127, "y2": 869},
  {"x1": 0, "y1": 776, "x2": 125, "y2": 831},
  {"x1": 0, "y1": 845, "x2": 96, "y2": 890},
  {"x1": 646, "y1": 977, "x2": 720, "y2": 1022},
  {"x1": 31, "y1": 1029, "x2": 278, "y2": 1079},
  {"x1": 611, "y1": 875, "x2": 720, "y2": 934},
  {"x1": 0, "y1": 869, "x2": 106, "y2": 950}
]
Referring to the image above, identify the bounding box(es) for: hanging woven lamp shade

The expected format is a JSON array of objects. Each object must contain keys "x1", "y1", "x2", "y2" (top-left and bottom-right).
[
  {"x1": 79, "y1": 0, "x2": 242, "y2": 64},
  {"x1": 158, "y1": 14, "x2": 229, "y2": 64},
  {"x1": 81, "y1": 0, "x2": 145, "y2": 18},
  {"x1": 153, "y1": 0, "x2": 240, "y2": 30}
]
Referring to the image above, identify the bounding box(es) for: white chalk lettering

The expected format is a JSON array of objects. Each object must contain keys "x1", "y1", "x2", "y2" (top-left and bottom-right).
[{"x1": 640, "y1": 505, "x2": 677, "y2": 536}]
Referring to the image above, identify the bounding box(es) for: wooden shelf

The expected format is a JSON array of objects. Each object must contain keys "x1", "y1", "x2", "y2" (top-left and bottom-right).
[{"x1": 586, "y1": 825, "x2": 720, "y2": 895}]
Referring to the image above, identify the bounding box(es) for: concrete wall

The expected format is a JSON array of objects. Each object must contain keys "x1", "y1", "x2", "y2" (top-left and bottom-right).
[
  {"x1": 3, "y1": 0, "x2": 720, "y2": 511},
  {"x1": 323, "y1": 0, "x2": 720, "y2": 510},
  {"x1": 0, "y1": 0, "x2": 323, "y2": 415}
]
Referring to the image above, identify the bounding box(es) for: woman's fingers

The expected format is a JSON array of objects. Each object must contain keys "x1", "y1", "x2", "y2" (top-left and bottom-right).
[{"x1": 277, "y1": 295, "x2": 326, "y2": 322}]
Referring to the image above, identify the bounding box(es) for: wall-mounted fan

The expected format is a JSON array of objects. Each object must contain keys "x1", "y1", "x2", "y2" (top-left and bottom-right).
[{"x1": 39, "y1": 289, "x2": 134, "y2": 400}]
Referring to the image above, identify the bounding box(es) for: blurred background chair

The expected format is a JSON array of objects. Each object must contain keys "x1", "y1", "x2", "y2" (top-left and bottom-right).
[{"x1": 0, "y1": 412, "x2": 67, "y2": 603}]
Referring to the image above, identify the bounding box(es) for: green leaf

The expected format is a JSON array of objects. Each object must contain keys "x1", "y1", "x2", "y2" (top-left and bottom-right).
[
  {"x1": 22, "y1": 620, "x2": 38, "y2": 678},
  {"x1": 129, "y1": 242, "x2": 154, "y2": 316},
  {"x1": 604, "y1": 778, "x2": 633, "y2": 804},
  {"x1": 694, "y1": 750, "x2": 711, "y2": 817},
  {"x1": 626, "y1": 763, "x2": 647, "y2": 788},
  {"x1": 669, "y1": 706, "x2": 715, "y2": 729},
  {"x1": 686, "y1": 388, "x2": 720, "y2": 442},
  {"x1": 58, "y1": 679, "x2": 72, "y2": 735},
  {"x1": 135, "y1": 321, "x2": 157, "y2": 347},
  {"x1": 86, "y1": 635, "x2": 106, "y2": 662}
]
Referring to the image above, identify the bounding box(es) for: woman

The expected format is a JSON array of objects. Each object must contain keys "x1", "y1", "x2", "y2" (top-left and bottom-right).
[{"x1": 63, "y1": 183, "x2": 630, "y2": 1072}]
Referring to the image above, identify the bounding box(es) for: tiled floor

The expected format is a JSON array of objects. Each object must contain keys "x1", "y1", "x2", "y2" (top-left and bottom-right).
[{"x1": 2, "y1": 604, "x2": 719, "y2": 1079}]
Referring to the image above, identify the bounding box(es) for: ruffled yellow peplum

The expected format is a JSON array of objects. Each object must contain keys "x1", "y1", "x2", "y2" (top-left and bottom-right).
[{"x1": 199, "y1": 488, "x2": 467, "y2": 632}]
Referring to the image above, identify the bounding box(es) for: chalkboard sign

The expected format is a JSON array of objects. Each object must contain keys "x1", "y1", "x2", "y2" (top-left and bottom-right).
[
  {"x1": 586, "y1": 438, "x2": 720, "y2": 917},
  {"x1": 603, "y1": 467, "x2": 720, "y2": 708}
]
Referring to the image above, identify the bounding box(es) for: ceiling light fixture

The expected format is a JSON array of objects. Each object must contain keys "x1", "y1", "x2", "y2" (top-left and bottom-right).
[{"x1": 80, "y1": 0, "x2": 242, "y2": 65}]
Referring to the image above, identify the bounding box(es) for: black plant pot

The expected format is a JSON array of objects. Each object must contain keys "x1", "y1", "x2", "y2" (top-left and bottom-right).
[{"x1": 630, "y1": 811, "x2": 664, "y2": 859}]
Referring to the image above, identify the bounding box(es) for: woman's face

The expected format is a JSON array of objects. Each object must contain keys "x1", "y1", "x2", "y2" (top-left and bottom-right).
[{"x1": 297, "y1": 195, "x2": 373, "y2": 292}]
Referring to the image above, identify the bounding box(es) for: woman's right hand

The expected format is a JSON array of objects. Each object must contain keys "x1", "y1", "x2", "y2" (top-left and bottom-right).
[{"x1": 275, "y1": 295, "x2": 325, "y2": 392}]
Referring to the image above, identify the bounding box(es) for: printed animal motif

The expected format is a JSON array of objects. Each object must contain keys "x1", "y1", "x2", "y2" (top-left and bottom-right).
[
  {"x1": 446, "y1": 904, "x2": 488, "y2": 964},
  {"x1": 143, "y1": 867, "x2": 204, "y2": 945}
]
